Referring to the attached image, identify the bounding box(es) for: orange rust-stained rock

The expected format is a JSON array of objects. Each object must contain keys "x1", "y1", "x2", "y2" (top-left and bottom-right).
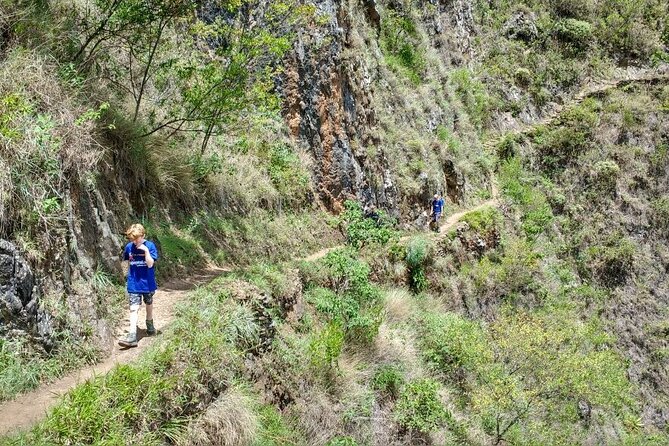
[{"x1": 283, "y1": 60, "x2": 301, "y2": 139}]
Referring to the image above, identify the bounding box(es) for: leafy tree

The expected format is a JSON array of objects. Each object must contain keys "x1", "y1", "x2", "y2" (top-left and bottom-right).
[
  {"x1": 71, "y1": 0, "x2": 313, "y2": 150},
  {"x1": 419, "y1": 307, "x2": 632, "y2": 444}
]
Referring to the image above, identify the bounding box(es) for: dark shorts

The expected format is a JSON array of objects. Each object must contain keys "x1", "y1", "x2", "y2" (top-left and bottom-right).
[
  {"x1": 128, "y1": 292, "x2": 155, "y2": 306},
  {"x1": 432, "y1": 212, "x2": 442, "y2": 222}
]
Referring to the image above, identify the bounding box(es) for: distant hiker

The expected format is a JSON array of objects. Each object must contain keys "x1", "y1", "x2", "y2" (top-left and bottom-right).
[
  {"x1": 118, "y1": 223, "x2": 159, "y2": 348},
  {"x1": 429, "y1": 194, "x2": 445, "y2": 232}
]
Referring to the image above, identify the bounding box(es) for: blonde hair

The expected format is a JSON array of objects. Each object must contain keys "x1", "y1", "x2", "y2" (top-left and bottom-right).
[{"x1": 125, "y1": 223, "x2": 146, "y2": 241}]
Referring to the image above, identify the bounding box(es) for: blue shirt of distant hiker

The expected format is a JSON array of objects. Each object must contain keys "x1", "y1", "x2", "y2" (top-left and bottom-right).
[
  {"x1": 123, "y1": 241, "x2": 159, "y2": 293},
  {"x1": 432, "y1": 198, "x2": 445, "y2": 214}
]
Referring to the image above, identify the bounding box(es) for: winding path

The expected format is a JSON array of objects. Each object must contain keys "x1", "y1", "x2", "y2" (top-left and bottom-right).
[
  {"x1": 0, "y1": 267, "x2": 227, "y2": 437},
  {"x1": 0, "y1": 66, "x2": 667, "y2": 438}
]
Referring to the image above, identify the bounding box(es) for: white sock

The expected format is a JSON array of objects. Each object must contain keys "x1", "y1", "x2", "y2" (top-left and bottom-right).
[{"x1": 129, "y1": 305, "x2": 140, "y2": 336}]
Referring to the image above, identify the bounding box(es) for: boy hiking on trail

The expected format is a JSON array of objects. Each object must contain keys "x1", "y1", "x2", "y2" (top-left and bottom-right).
[
  {"x1": 118, "y1": 223, "x2": 159, "y2": 348},
  {"x1": 429, "y1": 193, "x2": 445, "y2": 232}
]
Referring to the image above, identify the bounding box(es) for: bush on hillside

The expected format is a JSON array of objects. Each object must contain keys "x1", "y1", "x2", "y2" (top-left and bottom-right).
[
  {"x1": 309, "y1": 321, "x2": 344, "y2": 373},
  {"x1": 535, "y1": 101, "x2": 599, "y2": 172},
  {"x1": 394, "y1": 379, "x2": 450, "y2": 434},
  {"x1": 651, "y1": 197, "x2": 669, "y2": 230},
  {"x1": 339, "y1": 200, "x2": 397, "y2": 249},
  {"x1": 596, "y1": 2, "x2": 662, "y2": 60},
  {"x1": 420, "y1": 312, "x2": 492, "y2": 375},
  {"x1": 592, "y1": 160, "x2": 620, "y2": 192},
  {"x1": 306, "y1": 250, "x2": 383, "y2": 344},
  {"x1": 380, "y1": 8, "x2": 426, "y2": 84},
  {"x1": 372, "y1": 364, "x2": 405, "y2": 400},
  {"x1": 554, "y1": 18, "x2": 592, "y2": 50},
  {"x1": 405, "y1": 236, "x2": 432, "y2": 293},
  {"x1": 550, "y1": 0, "x2": 595, "y2": 19}
]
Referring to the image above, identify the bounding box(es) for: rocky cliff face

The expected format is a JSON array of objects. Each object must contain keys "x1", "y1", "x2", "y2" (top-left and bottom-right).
[
  {"x1": 0, "y1": 240, "x2": 49, "y2": 341},
  {"x1": 280, "y1": 0, "x2": 483, "y2": 221},
  {"x1": 282, "y1": 0, "x2": 399, "y2": 215}
]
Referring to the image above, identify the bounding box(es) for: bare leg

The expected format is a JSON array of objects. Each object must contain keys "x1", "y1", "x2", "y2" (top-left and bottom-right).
[
  {"x1": 146, "y1": 303, "x2": 153, "y2": 321},
  {"x1": 129, "y1": 304, "x2": 140, "y2": 335}
]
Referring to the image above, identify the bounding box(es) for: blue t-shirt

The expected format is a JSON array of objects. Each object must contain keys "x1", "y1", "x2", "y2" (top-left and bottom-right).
[
  {"x1": 123, "y1": 241, "x2": 159, "y2": 293},
  {"x1": 432, "y1": 198, "x2": 444, "y2": 214}
]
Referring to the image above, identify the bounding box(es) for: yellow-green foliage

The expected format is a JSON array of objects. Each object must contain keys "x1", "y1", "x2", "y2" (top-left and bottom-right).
[
  {"x1": 393, "y1": 378, "x2": 450, "y2": 434},
  {"x1": 418, "y1": 305, "x2": 633, "y2": 444},
  {"x1": 463, "y1": 237, "x2": 541, "y2": 300},
  {"x1": 461, "y1": 206, "x2": 501, "y2": 234}
]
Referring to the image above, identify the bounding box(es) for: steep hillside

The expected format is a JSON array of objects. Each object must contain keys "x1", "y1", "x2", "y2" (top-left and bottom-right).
[{"x1": 1, "y1": 0, "x2": 669, "y2": 444}]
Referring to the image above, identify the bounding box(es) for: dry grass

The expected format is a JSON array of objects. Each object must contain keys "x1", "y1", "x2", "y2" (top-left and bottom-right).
[
  {"x1": 0, "y1": 48, "x2": 102, "y2": 236},
  {"x1": 383, "y1": 288, "x2": 414, "y2": 324},
  {"x1": 373, "y1": 324, "x2": 424, "y2": 382},
  {"x1": 179, "y1": 386, "x2": 260, "y2": 446},
  {"x1": 0, "y1": 48, "x2": 101, "y2": 170},
  {"x1": 289, "y1": 390, "x2": 343, "y2": 446},
  {"x1": 209, "y1": 151, "x2": 281, "y2": 215}
]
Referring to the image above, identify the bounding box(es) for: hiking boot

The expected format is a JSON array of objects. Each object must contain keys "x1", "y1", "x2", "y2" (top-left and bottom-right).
[
  {"x1": 146, "y1": 319, "x2": 156, "y2": 336},
  {"x1": 118, "y1": 332, "x2": 138, "y2": 348}
]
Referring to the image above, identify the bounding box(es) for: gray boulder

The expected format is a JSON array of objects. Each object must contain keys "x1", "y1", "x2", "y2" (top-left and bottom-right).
[
  {"x1": 0, "y1": 239, "x2": 52, "y2": 343},
  {"x1": 503, "y1": 9, "x2": 539, "y2": 42},
  {"x1": 0, "y1": 239, "x2": 37, "y2": 324}
]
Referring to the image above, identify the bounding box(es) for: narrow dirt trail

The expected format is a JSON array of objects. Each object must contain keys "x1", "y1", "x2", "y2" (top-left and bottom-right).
[
  {"x1": 0, "y1": 267, "x2": 228, "y2": 437},
  {"x1": 301, "y1": 68, "x2": 669, "y2": 263},
  {"x1": 1, "y1": 67, "x2": 667, "y2": 439}
]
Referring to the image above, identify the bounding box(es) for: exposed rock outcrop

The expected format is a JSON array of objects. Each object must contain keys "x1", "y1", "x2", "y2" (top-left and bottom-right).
[
  {"x1": 503, "y1": 8, "x2": 539, "y2": 42},
  {"x1": 281, "y1": 1, "x2": 398, "y2": 216},
  {"x1": 0, "y1": 239, "x2": 53, "y2": 343}
]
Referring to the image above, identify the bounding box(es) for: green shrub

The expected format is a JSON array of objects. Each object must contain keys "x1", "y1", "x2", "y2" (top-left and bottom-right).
[
  {"x1": 554, "y1": 18, "x2": 592, "y2": 48},
  {"x1": 535, "y1": 100, "x2": 598, "y2": 171},
  {"x1": 593, "y1": 160, "x2": 620, "y2": 191},
  {"x1": 649, "y1": 143, "x2": 668, "y2": 176},
  {"x1": 262, "y1": 142, "x2": 310, "y2": 206},
  {"x1": 309, "y1": 321, "x2": 344, "y2": 372},
  {"x1": 420, "y1": 313, "x2": 492, "y2": 373},
  {"x1": 513, "y1": 67, "x2": 532, "y2": 87},
  {"x1": 471, "y1": 307, "x2": 634, "y2": 443},
  {"x1": 550, "y1": 0, "x2": 594, "y2": 19},
  {"x1": 372, "y1": 364, "x2": 405, "y2": 399},
  {"x1": 450, "y1": 68, "x2": 491, "y2": 130},
  {"x1": 583, "y1": 232, "x2": 635, "y2": 287},
  {"x1": 405, "y1": 236, "x2": 432, "y2": 293},
  {"x1": 380, "y1": 8, "x2": 426, "y2": 84},
  {"x1": 309, "y1": 250, "x2": 383, "y2": 343},
  {"x1": 394, "y1": 379, "x2": 450, "y2": 434},
  {"x1": 339, "y1": 200, "x2": 397, "y2": 249},
  {"x1": 596, "y1": 3, "x2": 662, "y2": 60},
  {"x1": 436, "y1": 125, "x2": 462, "y2": 155},
  {"x1": 461, "y1": 207, "x2": 501, "y2": 235},
  {"x1": 499, "y1": 158, "x2": 554, "y2": 238}
]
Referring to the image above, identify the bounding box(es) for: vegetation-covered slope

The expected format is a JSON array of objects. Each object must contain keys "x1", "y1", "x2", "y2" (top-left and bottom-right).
[{"x1": 1, "y1": 0, "x2": 669, "y2": 444}]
